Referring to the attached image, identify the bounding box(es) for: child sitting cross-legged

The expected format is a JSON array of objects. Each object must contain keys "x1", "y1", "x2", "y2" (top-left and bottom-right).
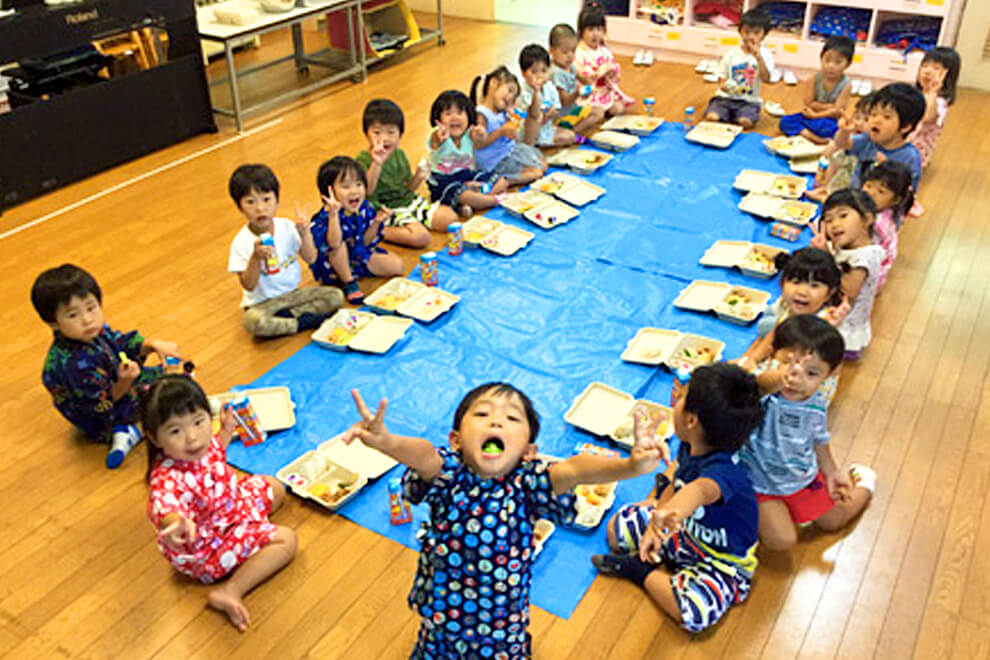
[
  {"x1": 703, "y1": 8, "x2": 775, "y2": 129},
  {"x1": 340, "y1": 382, "x2": 669, "y2": 657},
  {"x1": 227, "y1": 164, "x2": 344, "y2": 337},
  {"x1": 740, "y1": 315, "x2": 877, "y2": 552},
  {"x1": 592, "y1": 363, "x2": 764, "y2": 633},
  {"x1": 308, "y1": 156, "x2": 405, "y2": 304},
  {"x1": 549, "y1": 22, "x2": 606, "y2": 136},
  {"x1": 779, "y1": 35, "x2": 854, "y2": 145},
  {"x1": 516, "y1": 44, "x2": 580, "y2": 148},
  {"x1": 31, "y1": 263, "x2": 181, "y2": 468},
  {"x1": 356, "y1": 99, "x2": 460, "y2": 248}
]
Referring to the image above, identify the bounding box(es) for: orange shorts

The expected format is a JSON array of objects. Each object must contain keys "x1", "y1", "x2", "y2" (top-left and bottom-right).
[{"x1": 755, "y1": 471, "x2": 835, "y2": 524}]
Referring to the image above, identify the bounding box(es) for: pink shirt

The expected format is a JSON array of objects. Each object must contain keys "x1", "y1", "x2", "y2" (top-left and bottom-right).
[{"x1": 873, "y1": 209, "x2": 898, "y2": 289}]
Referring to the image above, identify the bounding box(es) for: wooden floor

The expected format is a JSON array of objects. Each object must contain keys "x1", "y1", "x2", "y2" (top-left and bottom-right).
[{"x1": 3, "y1": 16, "x2": 990, "y2": 659}]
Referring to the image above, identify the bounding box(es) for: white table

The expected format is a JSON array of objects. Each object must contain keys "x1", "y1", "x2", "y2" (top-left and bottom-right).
[{"x1": 198, "y1": 0, "x2": 366, "y2": 131}]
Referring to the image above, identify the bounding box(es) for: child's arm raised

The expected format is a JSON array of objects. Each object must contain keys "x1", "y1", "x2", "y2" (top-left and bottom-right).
[
  {"x1": 294, "y1": 202, "x2": 318, "y2": 264},
  {"x1": 238, "y1": 239, "x2": 269, "y2": 291},
  {"x1": 342, "y1": 389, "x2": 443, "y2": 481},
  {"x1": 549, "y1": 405, "x2": 669, "y2": 495},
  {"x1": 429, "y1": 124, "x2": 449, "y2": 150},
  {"x1": 364, "y1": 142, "x2": 391, "y2": 197},
  {"x1": 320, "y1": 188, "x2": 344, "y2": 250},
  {"x1": 831, "y1": 105, "x2": 857, "y2": 151},
  {"x1": 521, "y1": 87, "x2": 544, "y2": 146},
  {"x1": 408, "y1": 158, "x2": 429, "y2": 192}
]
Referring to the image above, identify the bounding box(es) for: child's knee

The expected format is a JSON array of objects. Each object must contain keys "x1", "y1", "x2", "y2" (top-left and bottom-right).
[
  {"x1": 761, "y1": 527, "x2": 798, "y2": 552},
  {"x1": 407, "y1": 224, "x2": 431, "y2": 249},
  {"x1": 276, "y1": 525, "x2": 298, "y2": 556},
  {"x1": 243, "y1": 309, "x2": 263, "y2": 335}
]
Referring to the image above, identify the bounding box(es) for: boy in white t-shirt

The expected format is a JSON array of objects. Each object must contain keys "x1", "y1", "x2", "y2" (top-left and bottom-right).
[
  {"x1": 227, "y1": 164, "x2": 343, "y2": 338},
  {"x1": 703, "y1": 8, "x2": 775, "y2": 129}
]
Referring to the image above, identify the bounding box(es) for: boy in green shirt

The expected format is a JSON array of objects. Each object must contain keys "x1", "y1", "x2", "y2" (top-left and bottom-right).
[{"x1": 356, "y1": 99, "x2": 460, "y2": 248}]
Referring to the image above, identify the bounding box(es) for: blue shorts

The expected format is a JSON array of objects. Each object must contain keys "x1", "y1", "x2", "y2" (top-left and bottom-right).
[
  {"x1": 779, "y1": 113, "x2": 839, "y2": 139},
  {"x1": 610, "y1": 504, "x2": 752, "y2": 633}
]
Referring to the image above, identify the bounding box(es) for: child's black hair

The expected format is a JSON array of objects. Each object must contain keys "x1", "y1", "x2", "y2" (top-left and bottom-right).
[
  {"x1": 470, "y1": 65, "x2": 519, "y2": 107},
  {"x1": 738, "y1": 7, "x2": 772, "y2": 35},
  {"x1": 362, "y1": 98, "x2": 405, "y2": 135},
  {"x1": 919, "y1": 46, "x2": 961, "y2": 104},
  {"x1": 429, "y1": 89, "x2": 477, "y2": 129},
  {"x1": 855, "y1": 90, "x2": 875, "y2": 114},
  {"x1": 549, "y1": 23, "x2": 577, "y2": 48},
  {"x1": 519, "y1": 44, "x2": 551, "y2": 73},
  {"x1": 821, "y1": 35, "x2": 855, "y2": 63},
  {"x1": 773, "y1": 247, "x2": 844, "y2": 308},
  {"x1": 683, "y1": 363, "x2": 763, "y2": 453},
  {"x1": 453, "y1": 382, "x2": 540, "y2": 444},
  {"x1": 822, "y1": 188, "x2": 877, "y2": 235},
  {"x1": 228, "y1": 164, "x2": 279, "y2": 206},
  {"x1": 140, "y1": 375, "x2": 212, "y2": 482},
  {"x1": 577, "y1": 3, "x2": 606, "y2": 36},
  {"x1": 870, "y1": 82, "x2": 926, "y2": 134},
  {"x1": 863, "y1": 160, "x2": 915, "y2": 223},
  {"x1": 771, "y1": 314, "x2": 846, "y2": 370},
  {"x1": 316, "y1": 156, "x2": 367, "y2": 195},
  {"x1": 31, "y1": 263, "x2": 102, "y2": 323}
]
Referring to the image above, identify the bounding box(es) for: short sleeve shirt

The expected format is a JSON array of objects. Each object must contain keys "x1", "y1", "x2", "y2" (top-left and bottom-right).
[
  {"x1": 517, "y1": 80, "x2": 562, "y2": 145},
  {"x1": 475, "y1": 105, "x2": 514, "y2": 172},
  {"x1": 402, "y1": 448, "x2": 576, "y2": 645},
  {"x1": 835, "y1": 244, "x2": 884, "y2": 352},
  {"x1": 227, "y1": 217, "x2": 302, "y2": 307},
  {"x1": 715, "y1": 46, "x2": 775, "y2": 106},
  {"x1": 848, "y1": 134, "x2": 922, "y2": 190},
  {"x1": 356, "y1": 147, "x2": 417, "y2": 209},
  {"x1": 551, "y1": 62, "x2": 578, "y2": 96},
  {"x1": 673, "y1": 443, "x2": 759, "y2": 569},
  {"x1": 740, "y1": 392, "x2": 830, "y2": 496}
]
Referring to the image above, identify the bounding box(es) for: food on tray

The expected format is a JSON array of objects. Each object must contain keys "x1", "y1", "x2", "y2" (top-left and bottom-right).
[
  {"x1": 575, "y1": 483, "x2": 615, "y2": 507},
  {"x1": 717, "y1": 289, "x2": 760, "y2": 320},
  {"x1": 308, "y1": 479, "x2": 356, "y2": 505},
  {"x1": 669, "y1": 345, "x2": 718, "y2": 371},
  {"x1": 613, "y1": 407, "x2": 671, "y2": 444},
  {"x1": 781, "y1": 202, "x2": 814, "y2": 223},
  {"x1": 325, "y1": 313, "x2": 373, "y2": 346},
  {"x1": 464, "y1": 219, "x2": 500, "y2": 243},
  {"x1": 582, "y1": 153, "x2": 608, "y2": 166},
  {"x1": 536, "y1": 177, "x2": 567, "y2": 194},
  {"x1": 372, "y1": 280, "x2": 422, "y2": 310},
  {"x1": 741, "y1": 250, "x2": 776, "y2": 274},
  {"x1": 772, "y1": 177, "x2": 802, "y2": 197}
]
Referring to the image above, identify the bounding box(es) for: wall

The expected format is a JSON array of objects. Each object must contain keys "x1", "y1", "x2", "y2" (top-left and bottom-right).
[
  {"x1": 494, "y1": 0, "x2": 581, "y2": 27},
  {"x1": 956, "y1": 0, "x2": 990, "y2": 90},
  {"x1": 407, "y1": 0, "x2": 494, "y2": 21}
]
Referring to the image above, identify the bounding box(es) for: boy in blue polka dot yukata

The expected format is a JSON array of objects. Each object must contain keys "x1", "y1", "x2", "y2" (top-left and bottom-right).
[
  {"x1": 342, "y1": 382, "x2": 670, "y2": 659},
  {"x1": 592, "y1": 363, "x2": 764, "y2": 633}
]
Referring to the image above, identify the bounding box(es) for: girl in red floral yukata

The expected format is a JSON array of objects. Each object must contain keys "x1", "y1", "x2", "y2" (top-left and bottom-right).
[{"x1": 143, "y1": 375, "x2": 297, "y2": 632}]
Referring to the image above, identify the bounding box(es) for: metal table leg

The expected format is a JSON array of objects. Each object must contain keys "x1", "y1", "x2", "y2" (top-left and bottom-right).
[
  {"x1": 291, "y1": 22, "x2": 306, "y2": 71},
  {"x1": 224, "y1": 40, "x2": 243, "y2": 132},
  {"x1": 356, "y1": 0, "x2": 366, "y2": 81},
  {"x1": 437, "y1": 0, "x2": 444, "y2": 46}
]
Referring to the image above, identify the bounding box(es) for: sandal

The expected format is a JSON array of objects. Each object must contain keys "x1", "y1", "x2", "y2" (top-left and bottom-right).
[{"x1": 343, "y1": 280, "x2": 364, "y2": 304}]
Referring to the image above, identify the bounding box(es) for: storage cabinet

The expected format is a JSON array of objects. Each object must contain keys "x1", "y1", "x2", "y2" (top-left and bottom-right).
[
  {"x1": 325, "y1": 0, "x2": 443, "y2": 61},
  {"x1": 607, "y1": 0, "x2": 960, "y2": 82}
]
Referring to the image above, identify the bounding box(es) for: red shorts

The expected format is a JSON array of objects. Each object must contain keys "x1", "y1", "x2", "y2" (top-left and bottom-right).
[{"x1": 756, "y1": 471, "x2": 835, "y2": 524}]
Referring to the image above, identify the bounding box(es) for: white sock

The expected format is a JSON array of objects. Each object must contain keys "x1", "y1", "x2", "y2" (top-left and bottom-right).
[
  {"x1": 849, "y1": 464, "x2": 877, "y2": 493},
  {"x1": 107, "y1": 424, "x2": 142, "y2": 469}
]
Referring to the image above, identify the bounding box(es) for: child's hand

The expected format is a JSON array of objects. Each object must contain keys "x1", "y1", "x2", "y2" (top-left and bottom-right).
[
  {"x1": 146, "y1": 339, "x2": 181, "y2": 362},
  {"x1": 498, "y1": 123, "x2": 519, "y2": 139},
  {"x1": 837, "y1": 111, "x2": 857, "y2": 133},
  {"x1": 321, "y1": 187, "x2": 342, "y2": 217},
  {"x1": 874, "y1": 152, "x2": 887, "y2": 164},
  {"x1": 374, "y1": 205, "x2": 392, "y2": 225},
  {"x1": 637, "y1": 522, "x2": 664, "y2": 564},
  {"x1": 117, "y1": 358, "x2": 141, "y2": 386},
  {"x1": 370, "y1": 140, "x2": 391, "y2": 165},
  {"x1": 417, "y1": 158, "x2": 431, "y2": 179},
  {"x1": 217, "y1": 404, "x2": 237, "y2": 446},
  {"x1": 825, "y1": 295, "x2": 851, "y2": 326},
  {"x1": 809, "y1": 219, "x2": 828, "y2": 250},
  {"x1": 433, "y1": 123, "x2": 450, "y2": 144},
  {"x1": 469, "y1": 122, "x2": 486, "y2": 144},
  {"x1": 342, "y1": 389, "x2": 390, "y2": 451},
  {"x1": 294, "y1": 202, "x2": 313, "y2": 236},
  {"x1": 826, "y1": 469, "x2": 853, "y2": 502},
  {"x1": 252, "y1": 238, "x2": 274, "y2": 264},
  {"x1": 650, "y1": 507, "x2": 684, "y2": 542},
  {"x1": 159, "y1": 515, "x2": 197, "y2": 549},
  {"x1": 629, "y1": 404, "x2": 671, "y2": 469}
]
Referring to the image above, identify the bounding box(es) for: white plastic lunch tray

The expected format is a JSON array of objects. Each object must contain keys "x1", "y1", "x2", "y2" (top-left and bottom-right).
[
  {"x1": 734, "y1": 169, "x2": 807, "y2": 198},
  {"x1": 318, "y1": 434, "x2": 398, "y2": 479},
  {"x1": 311, "y1": 309, "x2": 377, "y2": 351},
  {"x1": 789, "y1": 157, "x2": 820, "y2": 174},
  {"x1": 347, "y1": 316, "x2": 413, "y2": 354},
  {"x1": 480, "y1": 224, "x2": 534, "y2": 256},
  {"x1": 213, "y1": 386, "x2": 295, "y2": 431},
  {"x1": 700, "y1": 240, "x2": 784, "y2": 277},
  {"x1": 739, "y1": 193, "x2": 817, "y2": 226},
  {"x1": 499, "y1": 189, "x2": 556, "y2": 217},
  {"x1": 673, "y1": 280, "x2": 732, "y2": 312},
  {"x1": 685, "y1": 121, "x2": 742, "y2": 148},
  {"x1": 364, "y1": 277, "x2": 426, "y2": 314},
  {"x1": 546, "y1": 148, "x2": 613, "y2": 174},
  {"x1": 609, "y1": 399, "x2": 674, "y2": 448},
  {"x1": 590, "y1": 130, "x2": 640, "y2": 151},
  {"x1": 397, "y1": 287, "x2": 460, "y2": 323},
  {"x1": 564, "y1": 382, "x2": 634, "y2": 437},
  {"x1": 461, "y1": 216, "x2": 504, "y2": 245},
  {"x1": 532, "y1": 172, "x2": 605, "y2": 207},
  {"x1": 763, "y1": 136, "x2": 825, "y2": 159},
  {"x1": 523, "y1": 200, "x2": 578, "y2": 229},
  {"x1": 600, "y1": 114, "x2": 664, "y2": 135},
  {"x1": 276, "y1": 451, "x2": 367, "y2": 510}
]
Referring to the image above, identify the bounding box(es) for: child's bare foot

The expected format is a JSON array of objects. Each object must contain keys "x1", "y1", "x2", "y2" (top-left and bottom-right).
[
  {"x1": 805, "y1": 187, "x2": 827, "y2": 202},
  {"x1": 208, "y1": 587, "x2": 250, "y2": 632}
]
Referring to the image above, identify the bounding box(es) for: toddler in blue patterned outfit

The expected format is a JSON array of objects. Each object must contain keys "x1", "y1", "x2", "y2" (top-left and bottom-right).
[{"x1": 341, "y1": 382, "x2": 669, "y2": 659}]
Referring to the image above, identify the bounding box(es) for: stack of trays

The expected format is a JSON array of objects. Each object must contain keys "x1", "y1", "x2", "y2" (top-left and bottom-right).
[
  {"x1": 364, "y1": 278, "x2": 460, "y2": 322},
  {"x1": 673, "y1": 280, "x2": 771, "y2": 324},
  {"x1": 277, "y1": 436, "x2": 398, "y2": 510},
  {"x1": 621, "y1": 328, "x2": 725, "y2": 372},
  {"x1": 600, "y1": 114, "x2": 664, "y2": 135},
  {"x1": 685, "y1": 121, "x2": 743, "y2": 148},
  {"x1": 699, "y1": 240, "x2": 785, "y2": 278},
  {"x1": 545, "y1": 148, "x2": 613, "y2": 174}
]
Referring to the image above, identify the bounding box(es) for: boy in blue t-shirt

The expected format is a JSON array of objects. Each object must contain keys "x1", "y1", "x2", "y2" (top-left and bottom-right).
[
  {"x1": 833, "y1": 82, "x2": 925, "y2": 190},
  {"x1": 593, "y1": 363, "x2": 765, "y2": 633}
]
